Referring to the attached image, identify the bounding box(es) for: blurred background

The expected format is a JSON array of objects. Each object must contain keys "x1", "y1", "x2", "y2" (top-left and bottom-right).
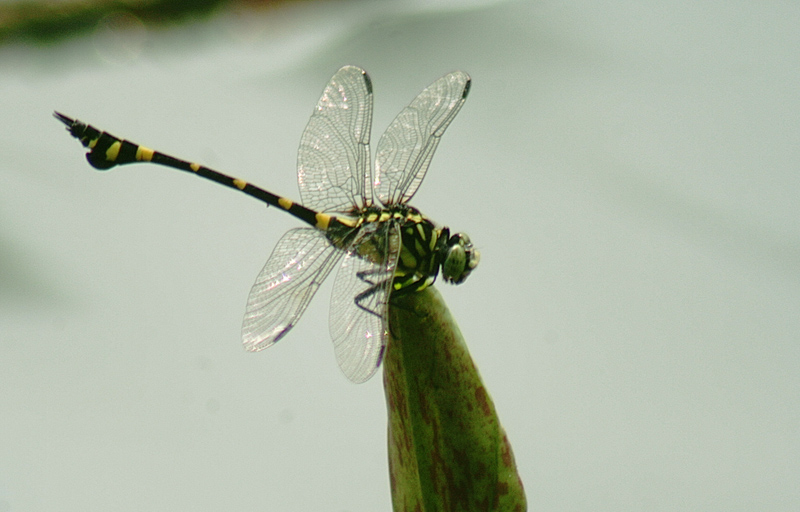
[{"x1": 1, "y1": 0, "x2": 799, "y2": 510}]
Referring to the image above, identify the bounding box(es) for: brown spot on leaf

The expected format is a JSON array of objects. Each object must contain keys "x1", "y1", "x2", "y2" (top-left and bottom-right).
[{"x1": 475, "y1": 385, "x2": 492, "y2": 416}]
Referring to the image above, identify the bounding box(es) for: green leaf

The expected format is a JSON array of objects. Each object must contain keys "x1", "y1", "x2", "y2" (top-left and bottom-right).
[{"x1": 384, "y1": 287, "x2": 526, "y2": 511}]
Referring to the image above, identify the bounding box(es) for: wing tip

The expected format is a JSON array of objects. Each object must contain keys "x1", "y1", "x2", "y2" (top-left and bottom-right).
[{"x1": 242, "y1": 325, "x2": 292, "y2": 352}]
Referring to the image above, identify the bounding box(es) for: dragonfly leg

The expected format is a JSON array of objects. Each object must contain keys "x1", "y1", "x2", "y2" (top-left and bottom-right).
[
  {"x1": 355, "y1": 268, "x2": 383, "y2": 287},
  {"x1": 354, "y1": 268, "x2": 392, "y2": 318},
  {"x1": 390, "y1": 274, "x2": 431, "y2": 297},
  {"x1": 354, "y1": 283, "x2": 387, "y2": 318}
]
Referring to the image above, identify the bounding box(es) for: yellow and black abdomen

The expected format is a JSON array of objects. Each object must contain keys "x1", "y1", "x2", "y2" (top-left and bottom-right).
[
  {"x1": 54, "y1": 112, "x2": 148, "y2": 170},
  {"x1": 54, "y1": 111, "x2": 354, "y2": 232}
]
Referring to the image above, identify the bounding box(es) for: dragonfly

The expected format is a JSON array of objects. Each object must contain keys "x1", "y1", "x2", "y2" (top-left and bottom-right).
[{"x1": 55, "y1": 65, "x2": 479, "y2": 383}]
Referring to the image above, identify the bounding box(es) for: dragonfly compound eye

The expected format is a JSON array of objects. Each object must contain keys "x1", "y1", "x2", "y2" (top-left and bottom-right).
[{"x1": 442, "y1": 233, "x2": 479, "y2": 284}]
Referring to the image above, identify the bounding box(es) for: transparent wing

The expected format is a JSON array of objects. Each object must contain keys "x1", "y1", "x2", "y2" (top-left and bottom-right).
[
  {"x1": 242, "y1": 228, "x2": 344, "y2": 351},
  {"x1": 374, "y1": 71, "x2": 471, "y2": 207},
  {"x1": 297, "y1": 65, "x2": 374, "y2": 214},
  {"x1": 328, "y1": 221, "x2": 401, "y2": 383}
]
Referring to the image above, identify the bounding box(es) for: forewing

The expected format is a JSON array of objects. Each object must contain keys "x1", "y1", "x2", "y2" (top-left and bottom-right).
[
  {"x1": 297, "y1": 65, "x2": 374, "y2": 213},
  {"x1": 242, "y1": 228, "x2": 343, "y2": 351},
  {"x1": 374, "y1": 71, "x2": 471, "y2": 206},
  {"x1": 328, "y1": 221, "x2": 401, "y2": 383}
]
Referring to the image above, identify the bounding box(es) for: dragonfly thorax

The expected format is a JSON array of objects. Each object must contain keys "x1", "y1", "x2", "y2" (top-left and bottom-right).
[{"x1": 342, "y1": 204, "x2": 479, "y2": 294}]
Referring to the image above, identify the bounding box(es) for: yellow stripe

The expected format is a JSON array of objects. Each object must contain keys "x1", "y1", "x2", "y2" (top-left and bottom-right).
[
  {"x1": 336, "y1": 216, "x2": 359, "y2": 228},
  {"x1": 105, "y1": 141, "x2": 121, "y2": 162},
  {"x1": 278, "y1": 197, "x2": 293, "y2": 210},
  {"x1": 315, "y1": 213, "x2": 331, "y2": 230},
  {"x1": 135, "y1": 146, "x2": 154, "y2": 162},
  {"x1": 233, "y1": 178, "x2": 247, "y2": 190},
  {"x1": 190, "y1": 162, "x2": 201, "y2": 172},
  {"x1": 88, "y1": 137, "x2": 99, "y2": 149}
]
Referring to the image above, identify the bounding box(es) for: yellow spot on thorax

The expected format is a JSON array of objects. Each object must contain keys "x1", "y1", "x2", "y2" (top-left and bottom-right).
[
  {"x1": 135, "y1": 146, "x2": 154, "y2": 162},
  {"x1": 105, "y1": 141, "x2": 121, "y2": 162},
  {"x1": 278, "y1": 197, "x2": 293, "y2": 210},
  {"x1": 233, "y1": 178, "x2": 247, "y2": 190}
]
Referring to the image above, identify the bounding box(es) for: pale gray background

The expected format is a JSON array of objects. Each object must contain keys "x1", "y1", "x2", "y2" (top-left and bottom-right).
[{"x1": 2, "y1": 0, "x2": 799, "y2": 510}]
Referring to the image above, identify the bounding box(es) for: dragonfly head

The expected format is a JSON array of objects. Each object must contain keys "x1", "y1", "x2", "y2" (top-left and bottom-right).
[{"x1": 440, "y1": 231, "x2": 480, "y2": 285}]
